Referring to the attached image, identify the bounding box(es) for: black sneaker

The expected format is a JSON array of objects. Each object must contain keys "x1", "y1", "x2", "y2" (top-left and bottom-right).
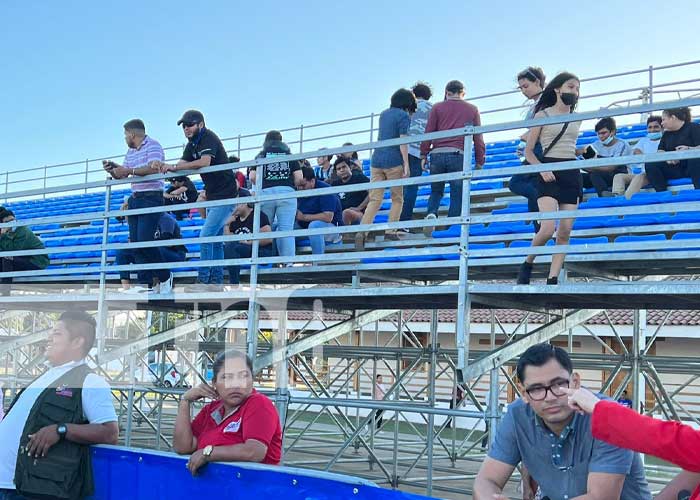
[
  {"x1": 517, "y1": 262, "x2": 533, "y2": 285},
  {"x1": 546, "y1": 276, "x2": 558, "y2": 285}
]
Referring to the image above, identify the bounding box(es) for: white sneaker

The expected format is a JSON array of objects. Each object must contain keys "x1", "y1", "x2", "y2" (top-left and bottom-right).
[
  {"x1": 423, "y1": 213, "x2": 437, "y2": 237},
  {"x1": 122, "y1": 285, "x2": 150, "y2": 294},
  {"x1": 156, "y1": 273, "x2": 173, "y2": 295}
]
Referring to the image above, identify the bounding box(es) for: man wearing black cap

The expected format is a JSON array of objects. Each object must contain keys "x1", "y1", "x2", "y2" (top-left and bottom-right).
[
  {"x1": 0, "y1": 207, "x2": 49, "y2": 296},
  {"x1": 157, "y1": 110, "x2": 238, "y2": 287}
]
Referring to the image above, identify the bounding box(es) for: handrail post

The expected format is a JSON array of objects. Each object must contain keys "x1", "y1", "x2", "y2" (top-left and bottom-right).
[
  {"x1": 648, "y1": 65, "x2": 654, "y2": 105},
  {"x1": 299, "y1": 124, "x2": 304, "y2": 153},
  {"x1": 237, "y1": 134, "x2": 242, "y2": 159},
  {"x1": 455, "y1": 128, "x2": 474, "y2": 389},
  {"x1": 84, "y1": 159, "x2": 90, "y2": 194},
  {"x1": 42, "y1": 166, "x2": 47, "y2": 199}
]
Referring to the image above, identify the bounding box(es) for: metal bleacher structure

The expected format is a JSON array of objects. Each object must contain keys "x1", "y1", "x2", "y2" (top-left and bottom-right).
[{"x1": 3, "y1": 60, "x2": 700, "y2": 498}]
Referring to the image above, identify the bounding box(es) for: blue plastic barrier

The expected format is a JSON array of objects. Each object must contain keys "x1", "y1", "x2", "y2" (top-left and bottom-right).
[{"x1": 89, "y1": 446, "x2": 433, "y2": 500}]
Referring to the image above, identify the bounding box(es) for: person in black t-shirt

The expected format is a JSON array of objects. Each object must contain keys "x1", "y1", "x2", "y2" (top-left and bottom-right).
[
  {"x1": 223, "y1": 189, "x2": 274, "y2": 284},
  {"x1": 249, "y1": 130, "x2": 302, "y2": 262},
  {"x1": 164, "y1": 176, "x2": 200, "y2": 220},
  {"x1": 157, "y1": 110, "x2": 238, "y2": 286},
  {"x1": 644, "y1": 107, "x2": 700, "y2": 191},
  {"x1": 331, "y1": 157, "x2": 370, "y2": 225}
]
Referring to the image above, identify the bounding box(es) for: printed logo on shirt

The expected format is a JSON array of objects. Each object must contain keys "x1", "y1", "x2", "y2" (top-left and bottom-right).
[
  {"x1": 223, "y1": 419, "x2": 241, "y2": 433},
  {"x1": 55, "y1": 385, "x2": 73, "y2": 398}
]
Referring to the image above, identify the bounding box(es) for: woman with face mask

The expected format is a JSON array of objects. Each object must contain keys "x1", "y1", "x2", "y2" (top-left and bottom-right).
[
  {"x1": 643, "y1": 107, "x2": 700, "y2": 192},
  {"x1": 517, "y1": 72, "x2": 583, "y2": 286},
  {"x1": 510, "y1": 67, "x2": 547, "y2": 232}
]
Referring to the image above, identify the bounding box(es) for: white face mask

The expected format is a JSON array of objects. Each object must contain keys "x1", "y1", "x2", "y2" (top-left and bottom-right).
[{"x1": 601, "y1": 135, "x2": 615, "y2": 146}]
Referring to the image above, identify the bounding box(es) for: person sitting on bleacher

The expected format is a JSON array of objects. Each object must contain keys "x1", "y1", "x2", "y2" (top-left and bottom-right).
[
  {"x1": 314, "y1": 148, "x2": 335, "y2": 182},
  {"x1": 517, "y1": 72, "x2": 582, "y2": 286},
  {"x1": 336, "y1": 142, "x2": 363, "y2": 172},
  {"x1": 420, "y1": 80, "x2": 486, "y2": 236},
  {"x1": 0, "y1": 207, "x2": 49, "y2": 296},
  {"x1": 331, "y1": 157, "x2": 370, "y2": 226},
  {"x1": 580, "y1": 117, "x2": 633, "y2": 197},
  {"x1": 223, "y1": 189, "x2": 274, "y2": 285},
  {"x1": 296, "y1": 166, "x2": 343, "y2": 255},
  {"x1": 115, "y1": 212, "x2": 187, "y2": 292},
  {"x1": 164, "y1": 175, "x2": 199, "y2": 220},
  {"x1": 644, "y1": 106, "x2": 700, "y2": 191},
  {"x1": 612, "y1": 115, "x2": 663, "y2": 198},
  {"x1": 511, "y1": 67, "x2": 546, "y2": 232}
]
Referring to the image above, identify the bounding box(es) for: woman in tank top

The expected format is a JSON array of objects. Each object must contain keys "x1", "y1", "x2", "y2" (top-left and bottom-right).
[{"x1": 517, "y1": 72, "x2": 582, "y2": 285}]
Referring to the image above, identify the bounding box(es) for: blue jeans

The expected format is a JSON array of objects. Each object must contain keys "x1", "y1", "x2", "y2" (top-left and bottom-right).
[
  {"x1": 509, "y1": 173, "x2": 540, "y2": 215},
  {"x1": 400, "y1": 155, "x2": 423, "y2": 222},
  {"x1": 426, "y1": 153, "x2": 464, "y2": 218},
  {"x1": 127, "y1": 192, "x2": 169, "y2": 285},
  {"x1": 116, "y1": 247, "x2": 186, "y2": 281},
  {"x1": 224, "y1": 242, "x2": 274, "y2": 284},
  {"x1": 260, "y1": 186, "x2": 297, "y2": 259},
  {"x1": 199, "y1": 204, "x2": 235, "y2": 284},
  {"x1": 297, "y1": 220, "x2": 340, "y2": 255},
  {"x1": 0, "y1": 489, "x2": 28, "y2": 500}
]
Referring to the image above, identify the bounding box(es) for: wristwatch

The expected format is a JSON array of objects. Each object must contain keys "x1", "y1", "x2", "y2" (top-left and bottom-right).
[
  {"x1": 56, "y1": 424, "x2": 68, "y2": 441},
  {"x1": 202, "y1": 445, "x2": 214, "y2": 461}
]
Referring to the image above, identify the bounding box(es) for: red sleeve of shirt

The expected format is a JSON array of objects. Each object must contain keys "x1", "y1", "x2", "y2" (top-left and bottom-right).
[
  {"x1": 420, "y1": 104, "x2": 439, "y2": 157},
  {"x1": 191, "y1": 401, "x2": 216, "y2": 438},
  {"x1": 472, "y1": 108, "x2": 486, "y2": 166},
  {"x1": 242, "y1": 395, "x2": 280, "y2": 447},
  {"x1": 592, "y1": 400, "x2": 700, "y2": 472}
]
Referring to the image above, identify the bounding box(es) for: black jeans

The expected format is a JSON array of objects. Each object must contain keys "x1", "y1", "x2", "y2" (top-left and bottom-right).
[
  {"x1": 645, "y1": 158, "x2": 700, "y2": 191},
  {"x1": 582, "y1": 167, "x2": 625, "y2": 196},
  {"x1": 127, "y1": 192, "x2": 170, "y2": 286},
  {"x1": 164, "y1": 197, "x2": 190, "y2": 220},
  {"x1": 1, "y1": 256, "x2": 41, "y2": 284}
]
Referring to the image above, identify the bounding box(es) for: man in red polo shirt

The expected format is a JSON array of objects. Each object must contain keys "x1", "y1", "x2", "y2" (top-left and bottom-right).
[{"x1": 174, "y1": 350, "x2": 282, "y2": 475}]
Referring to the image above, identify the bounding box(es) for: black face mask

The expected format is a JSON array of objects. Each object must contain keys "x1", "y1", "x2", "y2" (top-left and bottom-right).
[{"x1": 560, "y1": 92, "x2": 578, "y2": 106}]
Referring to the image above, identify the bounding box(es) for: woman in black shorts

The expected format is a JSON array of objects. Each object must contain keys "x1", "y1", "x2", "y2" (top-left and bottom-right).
[{"x1": 517, "y1": 72, "x2": 582, "y2": 285}]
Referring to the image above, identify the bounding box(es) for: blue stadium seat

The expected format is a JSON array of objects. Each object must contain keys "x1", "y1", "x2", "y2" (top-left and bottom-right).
[
  {"x1": 604, "y1": 214, "x2": 668, "y2": 228},
  {"x1": 614, "y1": 234, "x2": 666, "y2": 249},
  {"x1": 362, "y1": 249, "x2": 403, "y2": 264},
  {"x1": 659, "y1": 211, "x2": 700, "y2": 225},
  {"x1": 492, "y1": 204, "x2": 528, "y2": 215},
  {"x1": 573, "y1": 216, "x2": 617, "y2": 230},
  {"x1": 432, "y1": 225, "x2": 461, "y2": 238},
  {"x1": 625, "y1": 191, "x2": 673, "y2": 205},
  {"x1": 674, "y1": 190, "x2": 700, "y2": 202}
]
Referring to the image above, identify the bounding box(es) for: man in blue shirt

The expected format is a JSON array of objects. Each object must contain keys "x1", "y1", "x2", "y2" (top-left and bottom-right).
[
  {"x1": 296, "y1": 166, "x2": 343, "y2": 255},
  {"x1": 474, "y1": 343, "x2": 651, "y2": 500}
]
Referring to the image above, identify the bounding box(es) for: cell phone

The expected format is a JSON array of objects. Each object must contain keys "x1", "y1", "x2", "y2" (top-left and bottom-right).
[{"x1": 581, "y1": 145, "x2": 597, "y2": 160}]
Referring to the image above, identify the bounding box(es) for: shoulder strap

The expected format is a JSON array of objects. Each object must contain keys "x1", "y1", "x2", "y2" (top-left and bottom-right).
[{"x1": 542, "y1": 110, "x2": 571, "y2": 158}]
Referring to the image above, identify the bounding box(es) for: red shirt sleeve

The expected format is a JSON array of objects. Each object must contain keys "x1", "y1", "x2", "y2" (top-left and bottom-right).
[
  {"x1": 242, "y1": 395, "x2": 280, "y2": 447},
  {"x1": 592, "y1": 400, "x2": 700, "y2": 472},
  {"x1": 420, "y1": 105, "x2": 438, "y2": 157},
  {"x1": 190, "y1": 401, "x2": 215, "y2": 438},
  {"x1": 472, "y1": 108, "x2": 486, "y2": 166}
]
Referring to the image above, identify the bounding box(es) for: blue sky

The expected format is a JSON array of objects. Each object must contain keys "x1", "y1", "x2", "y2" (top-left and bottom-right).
[{"x1": 1, "y1": 0, "x2": 699, "y2": 182}]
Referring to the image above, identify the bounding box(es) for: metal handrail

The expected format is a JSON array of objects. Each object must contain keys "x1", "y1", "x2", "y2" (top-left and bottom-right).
[{"x1": 2, "y1": 59, "x2": 700, "y2": 201}]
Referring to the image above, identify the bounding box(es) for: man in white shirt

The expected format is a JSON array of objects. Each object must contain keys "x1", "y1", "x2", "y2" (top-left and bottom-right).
[
  {"x1": 613, "y1": 116, "x2": 663, "y2": 198},
  {"x1": 0, "y1": 311, "x2": 118, "y2": 500}
]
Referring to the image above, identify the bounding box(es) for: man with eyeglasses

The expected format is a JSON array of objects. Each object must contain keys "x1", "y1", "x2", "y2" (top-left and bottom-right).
[
  {"x1": 157, "y1": 110, "x2": 238, "y2": 288},
  {"x1": 474, "y1": 343, "x2": 651, "y2": 500}
]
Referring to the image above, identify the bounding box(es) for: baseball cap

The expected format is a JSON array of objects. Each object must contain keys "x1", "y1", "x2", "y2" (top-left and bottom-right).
[{"x1": 177, "y1": 110, "x2": 205, "y2": 126}]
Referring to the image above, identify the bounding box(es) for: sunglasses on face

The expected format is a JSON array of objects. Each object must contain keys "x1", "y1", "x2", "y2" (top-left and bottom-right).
[{"x1": 182, "y1": 122, "x2": 199, "y2": 129}]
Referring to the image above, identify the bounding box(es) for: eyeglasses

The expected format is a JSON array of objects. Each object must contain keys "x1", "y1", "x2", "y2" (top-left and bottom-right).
[
  {"x1": 525, "y1": 379, "x2": 570, "y2": 401},
  {"x1": 182, "y1": 122, "x2": 199, "y2": 129}
]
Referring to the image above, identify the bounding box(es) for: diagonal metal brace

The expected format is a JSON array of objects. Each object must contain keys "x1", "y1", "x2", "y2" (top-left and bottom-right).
[
  {"x1": 460, "y1": 309, "x2": 603, "y2": 382},
  {"x1": 96, "y1": 309, "x2": 242, "y2": 364},
  {"x1": 254, "y1": 309, "x2": 399, "y2": 373}
]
